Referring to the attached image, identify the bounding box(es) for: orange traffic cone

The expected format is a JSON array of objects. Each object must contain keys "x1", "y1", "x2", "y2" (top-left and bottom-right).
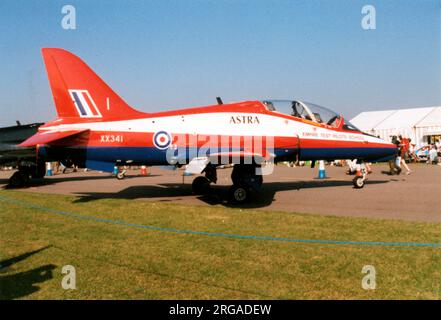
[{"x1": 140, "y1": 165, "x2": 148, "y2": 176}]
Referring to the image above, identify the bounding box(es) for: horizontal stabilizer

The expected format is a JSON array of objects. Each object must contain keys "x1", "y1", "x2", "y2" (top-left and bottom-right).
[{"x1": 18, "y1": 129, "x2": 89, "y2": 147}]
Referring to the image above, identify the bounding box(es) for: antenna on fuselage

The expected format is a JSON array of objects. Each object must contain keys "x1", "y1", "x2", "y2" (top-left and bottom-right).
[{"x1": 216, "y1": 97, "x2": 223, "y2": 105}]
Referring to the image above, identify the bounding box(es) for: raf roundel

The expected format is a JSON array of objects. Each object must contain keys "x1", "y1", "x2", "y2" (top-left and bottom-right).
[{"x1": 153, "y1": 131, "x2": 172, "y2": 150}]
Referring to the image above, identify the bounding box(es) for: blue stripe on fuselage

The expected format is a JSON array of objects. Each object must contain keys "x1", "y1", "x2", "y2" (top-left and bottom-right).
[
  {"x1": 299, "y1": 147, "x2": 396, "y2": 162},
  {"x1": 43, "y1": 146, "x2": 395, "y2": 173}
]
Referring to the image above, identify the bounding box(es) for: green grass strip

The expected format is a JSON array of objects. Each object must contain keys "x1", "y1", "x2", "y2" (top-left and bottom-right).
[{"x1": 1, "y1": 194, "x2": 440, "y2": 248}]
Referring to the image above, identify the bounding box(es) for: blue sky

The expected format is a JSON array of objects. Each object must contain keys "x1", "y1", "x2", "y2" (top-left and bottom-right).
[{"x1": 0, "y1": 0, "x2": 440, "y2": 126}]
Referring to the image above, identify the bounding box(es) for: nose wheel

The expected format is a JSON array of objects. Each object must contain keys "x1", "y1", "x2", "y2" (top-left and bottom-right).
[
  {"x1": 352, "y1": 161, "x2": 367, "y2": 189},
  {"x1": 116, "y1": 170, "x2": 126, "y2": 180},
  {"x1": 353, "y1": 176, "x2": 365, "y2": 188}
]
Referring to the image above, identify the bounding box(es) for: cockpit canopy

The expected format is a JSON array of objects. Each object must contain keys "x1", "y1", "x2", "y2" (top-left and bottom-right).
[{"x1": 261, "y1": 100, "x2": 360, "y2": 131}]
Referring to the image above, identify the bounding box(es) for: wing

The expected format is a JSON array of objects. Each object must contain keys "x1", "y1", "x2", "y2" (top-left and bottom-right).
[{"x1": 18, "y1": 129, "x2": 89, "y2": 147}]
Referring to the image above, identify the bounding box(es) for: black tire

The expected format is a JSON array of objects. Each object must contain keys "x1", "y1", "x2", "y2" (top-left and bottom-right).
[
  {"x1": 353, "y1": 176, "x2": 364, "y2": 189},
  {"x1": 9, "y1": 171, "x2": 29, "y2": 188},
  {"x1": 192, "y1": 176, "x2": 210, "y2": 195},
  {"x1": 228, "y1": 184, "x2": 249, "y2": 204},
  {"x1": 116, "y1": 172, "x2": 125, "y2": 180}
]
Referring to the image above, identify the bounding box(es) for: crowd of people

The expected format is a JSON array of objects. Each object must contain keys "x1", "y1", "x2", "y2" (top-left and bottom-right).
[
  {"x1": 386, "y1": 135, "x2": 441, "y2": 175},
  {"x1": 387, "y1": 135, "x2": 411, "y2": 175}
]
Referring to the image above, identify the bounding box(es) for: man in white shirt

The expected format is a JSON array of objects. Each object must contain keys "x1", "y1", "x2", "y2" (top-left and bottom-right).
[{"x1": 429, "y1": 145, "x2": 438, "y2": 164}]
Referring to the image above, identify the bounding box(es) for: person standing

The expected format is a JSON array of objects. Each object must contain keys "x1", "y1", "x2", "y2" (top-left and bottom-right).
[
  {"x1": 429, "y1": 145, "x2": 438, "y2": 164},
  {"x1": 409, "y1": 143, "x2": 417, "y2": 162},
  {"x1": 399, "y1": 136, "x2": 411, "y2": 174},
  {"x1": 388, "y1": 136, "x2": 402, "y2": 175}
]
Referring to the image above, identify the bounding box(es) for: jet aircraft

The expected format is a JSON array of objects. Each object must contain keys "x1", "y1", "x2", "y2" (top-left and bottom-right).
[
  {"x1": 19, "y1": 49, "x2": 397, "y2": 202},
  {"x1": 0, "y1": 122, "x2": 46, "y2": 187}
]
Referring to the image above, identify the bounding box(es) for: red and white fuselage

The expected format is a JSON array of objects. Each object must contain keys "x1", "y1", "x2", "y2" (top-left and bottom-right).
[{"x1": 20, "y1": 49, "x2": 397, "y2": 173}]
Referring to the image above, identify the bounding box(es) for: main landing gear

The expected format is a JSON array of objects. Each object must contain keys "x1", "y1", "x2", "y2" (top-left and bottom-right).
[
  {"x1": 8, "y1": 161, "x2": 46, "y2": 188},
  {"x1": 229, "y1": 164, "x2": 262, "y2": 204},
  {"x1": 191, "y1": 164, "x2": 217, "y2": 195},
  {"x1": 191, "y1": 164, "x2": 263, "y2": 204}
]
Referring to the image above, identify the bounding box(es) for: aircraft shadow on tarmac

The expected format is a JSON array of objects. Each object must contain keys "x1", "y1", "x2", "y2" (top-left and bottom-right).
[
  {"x1": 0, "y1": 246, "x2": 55, "y2": 300},
  {"x1": 0, "y1": 174, "x2": 160, "y2": 189},
  {"x1": 72, "y1": 179, "x2": 390, "y2": 209}
]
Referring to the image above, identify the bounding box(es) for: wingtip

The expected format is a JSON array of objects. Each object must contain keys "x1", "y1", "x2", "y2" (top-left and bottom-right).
[{"x1": 41, "y1": 48, "x2": 74, "y2": 57}]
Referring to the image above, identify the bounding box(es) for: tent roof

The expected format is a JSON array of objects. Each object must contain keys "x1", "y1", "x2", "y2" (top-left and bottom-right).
[
  {"x1": 351, "y1": 106, "x2": 441, "y2": 130},
  {"x1": 350, "y1": 110, "x2": 396, "y2": 131},
  {"x1": 416, "y1": 106, "x2": 441, "y2": 127}
]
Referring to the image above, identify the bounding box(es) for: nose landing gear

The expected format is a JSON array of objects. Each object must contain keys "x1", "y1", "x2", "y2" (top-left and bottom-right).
[
  {"x1": 116, "y1": 170, "x2": 126, "y2": 180},
  {"x1": 352, "y1": 161, "x2": 368, "y2": 189}
]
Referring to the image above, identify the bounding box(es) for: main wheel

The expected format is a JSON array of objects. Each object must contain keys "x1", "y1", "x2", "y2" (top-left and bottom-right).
[
  {"x1": 353, "y1": 176, "x2": 365, "y2": 189},
  {"x1": 9, "y1": 171, "x2": 29, "y2": 188},
  {"x1": 192, "y1": 176, "x2": 210, "y2": 195},
  {"x1": 228, "y1": 184, "x2": 249, "y2": 204},
  {"x1": 116, "y1": 172, "x2": 125, "y2": 180}
]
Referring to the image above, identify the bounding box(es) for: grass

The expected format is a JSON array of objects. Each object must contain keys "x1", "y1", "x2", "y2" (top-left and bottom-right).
[{"x1": 0, "y1": 189, "x2": 440, "y2": 299}]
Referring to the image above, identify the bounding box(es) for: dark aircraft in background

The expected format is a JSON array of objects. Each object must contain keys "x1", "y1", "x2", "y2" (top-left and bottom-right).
[{"x1": 0, "y1": 122, "x2": 46, "y2": 187}]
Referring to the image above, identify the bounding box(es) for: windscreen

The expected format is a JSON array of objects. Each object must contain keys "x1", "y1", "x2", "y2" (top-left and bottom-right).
[
  {"x1": 342, "y1": 120, "x2": 361, "y2": 132},
  {"x1": 262, "y1": 100, "x2": 344, "y2": 127},
  {"x1": 301, "y1": 101, "x2": 341, "y2": 126}
]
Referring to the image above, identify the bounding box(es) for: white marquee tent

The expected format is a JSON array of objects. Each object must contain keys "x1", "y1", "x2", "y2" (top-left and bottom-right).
[{"x1": 350, "y1": 106, "x2": 441, "y2": 147}]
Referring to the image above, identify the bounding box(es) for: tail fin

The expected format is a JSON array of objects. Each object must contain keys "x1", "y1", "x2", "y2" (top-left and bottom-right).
[{"x1": 42, "y1": 48, "x2": 144, "y2": 120}]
